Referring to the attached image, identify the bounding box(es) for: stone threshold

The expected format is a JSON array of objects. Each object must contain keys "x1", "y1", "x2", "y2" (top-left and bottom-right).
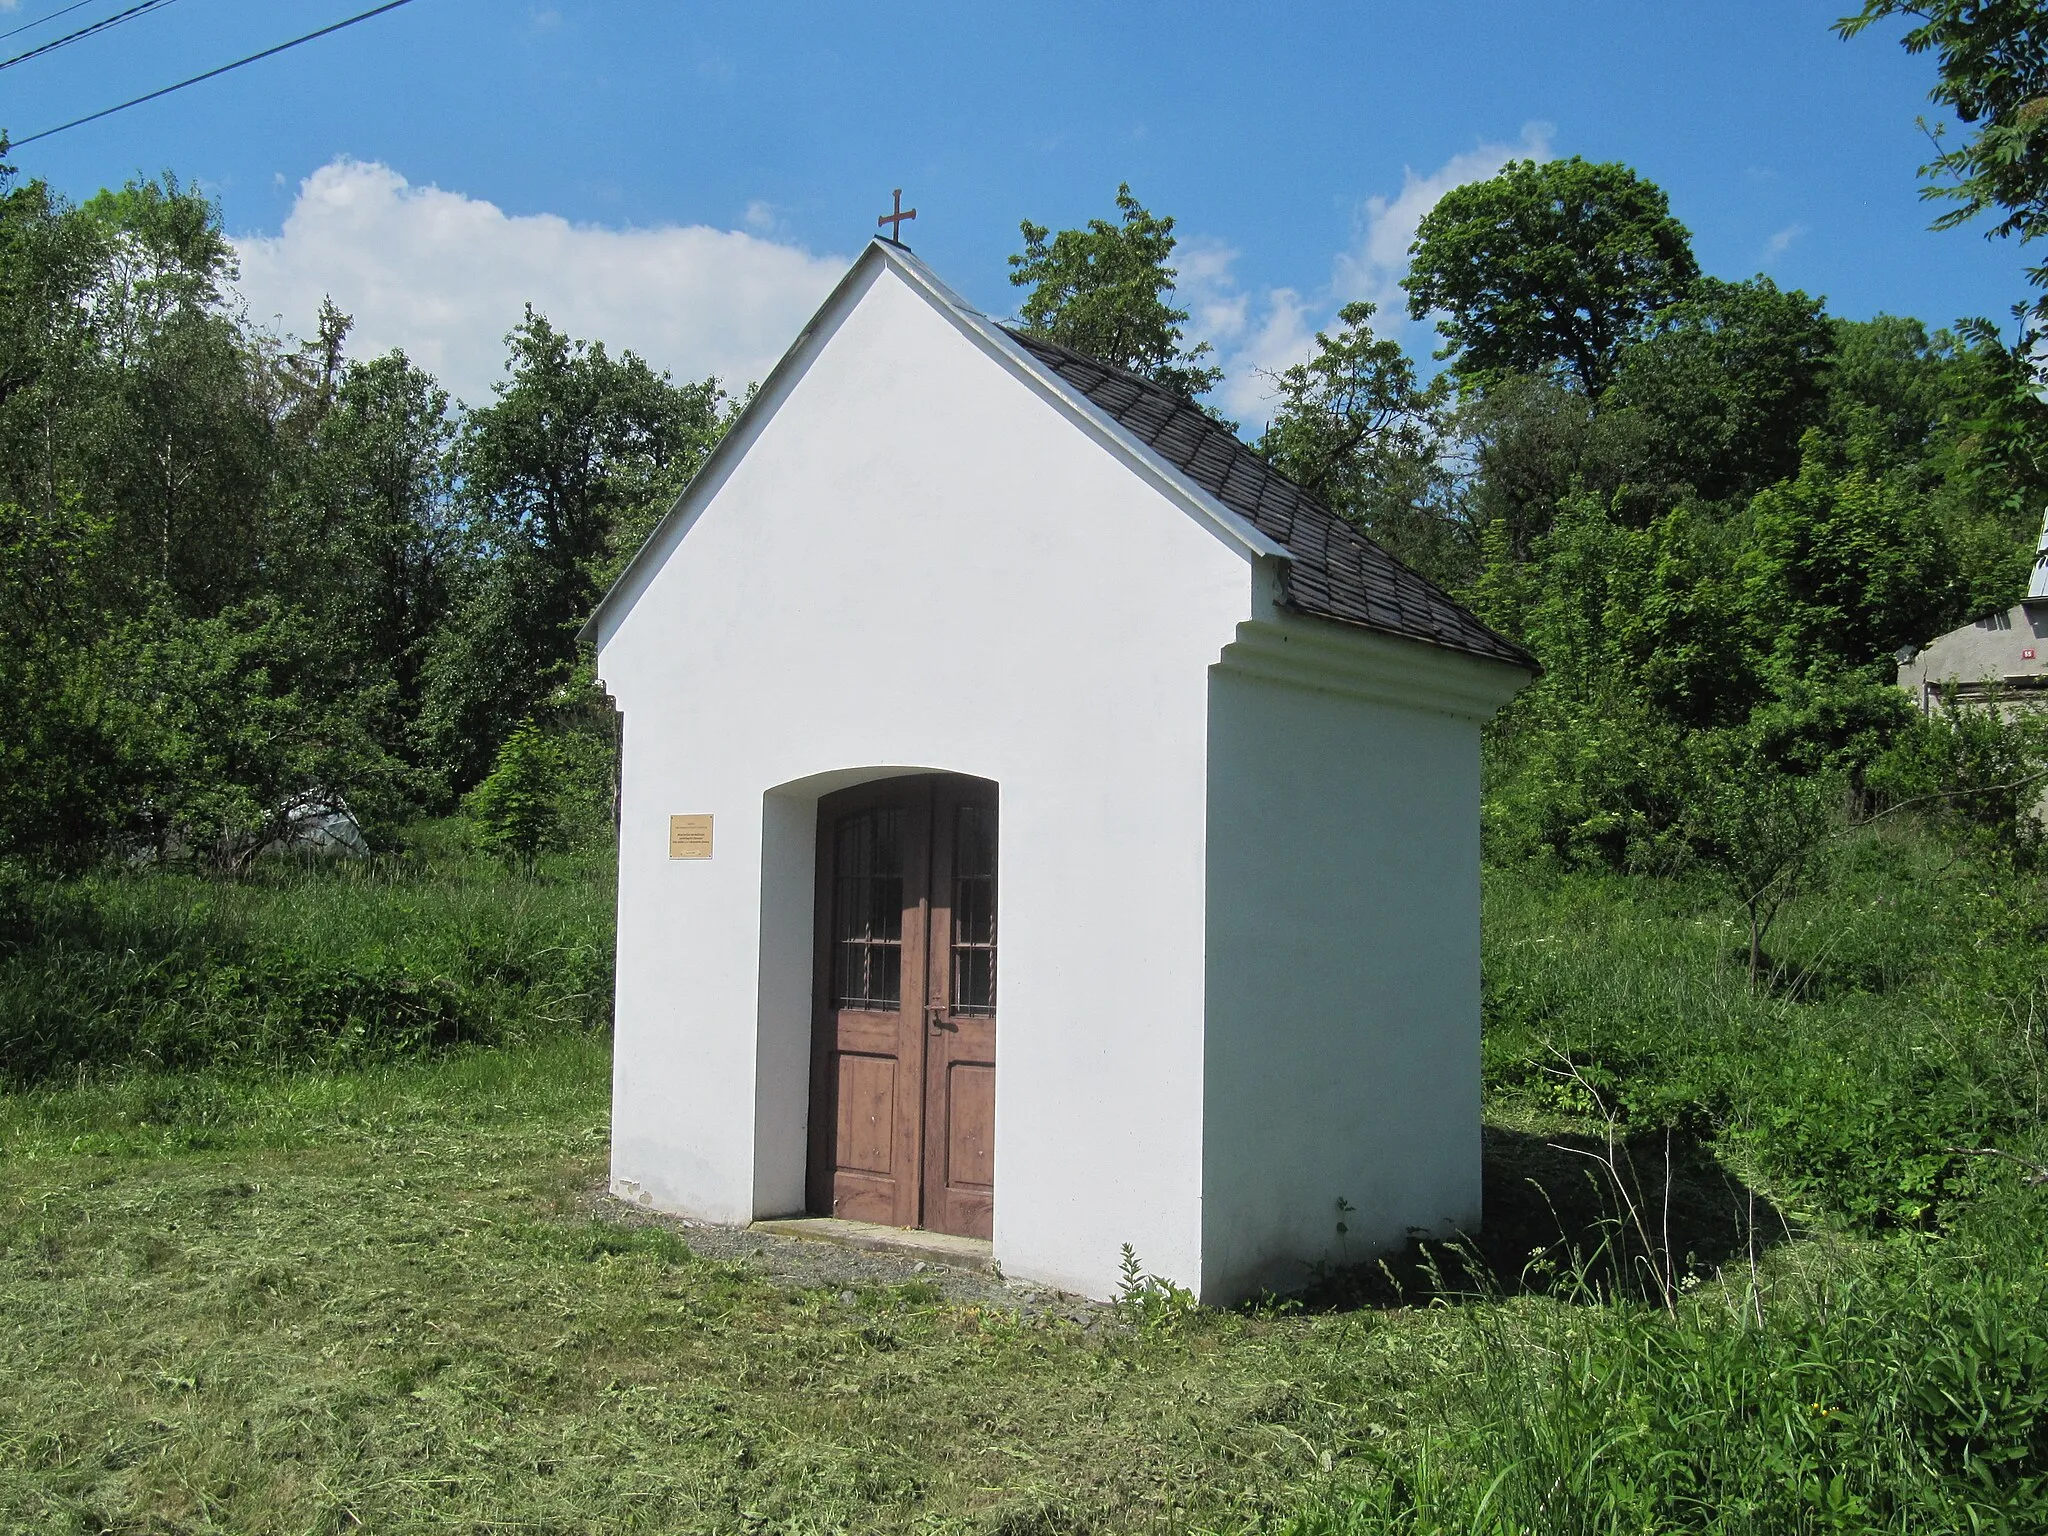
[{"x1": 749, "y1": 1216, "x2": 995, "y2": 1272}]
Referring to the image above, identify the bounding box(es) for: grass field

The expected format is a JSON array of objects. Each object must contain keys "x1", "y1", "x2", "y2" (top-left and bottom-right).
[
  {"x1": 1, "y1": 824, "x2": 2045, "y2": 1532},
  {"x1": 0, "y1": 1034, "x2": 1467, "y2": 1533}
]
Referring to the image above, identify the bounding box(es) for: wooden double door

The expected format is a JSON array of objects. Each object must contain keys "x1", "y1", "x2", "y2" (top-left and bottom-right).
[{"x1": 808, "y1": 774, "x2": 997, "y2": 1239}]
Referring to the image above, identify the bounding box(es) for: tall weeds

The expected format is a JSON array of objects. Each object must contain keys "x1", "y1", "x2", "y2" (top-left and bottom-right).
[
  {"x1": 1482, "y1": 826, "x2": 2048, "y2": 1232},
  {"x1": 1291, "y1": 1212, "x2": 2048, "y2": 1535},
  {"x1": 0, "y1": 826, "x2": 613, "y2": 1084},
  {"x1": 1286, "y1": 821, "x2": 2048, "y2": 1534}
]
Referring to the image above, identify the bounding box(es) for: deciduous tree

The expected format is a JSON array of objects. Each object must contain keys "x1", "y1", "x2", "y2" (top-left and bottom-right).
[
  {"x1": 1256, "y1": 301, "x2": 1461, "y2": 581},
  {"x1": 420, "y1": 310, "x2": 728, "y2": 789},
  {"x1": 1605, "y1": 277, "x2": 1835, "y2": 505},
  {"x1": 296, "y1": 346, "x2": 460, "y2": 748},
  {"x1": 1742, "y1": 436, "x2": 1963, "y2": 673},
  {"x1": 1687, "y1": 745, "x2": 1843, "y2": 990},
  {"x1": 1008, "y1": 184, "x2": 1221, "y2": 400},
  {"x1": 1839, "y1": 0, "x2": 2048, "y2": 313},
  {"x1": 1404, "y1": 157, "x2": 1699, "y2": 395}
]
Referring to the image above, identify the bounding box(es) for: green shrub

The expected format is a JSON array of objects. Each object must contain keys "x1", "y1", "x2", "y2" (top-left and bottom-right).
[
  {"x1": 464, "y1": 721, "x2": 569, "y2": 862},
  {"x1": 1868, "y1": 694, "x2": 2048, "y2": 862},
  {"x1": 462, "y1": 714, "x2": 617, "y2": 863}
]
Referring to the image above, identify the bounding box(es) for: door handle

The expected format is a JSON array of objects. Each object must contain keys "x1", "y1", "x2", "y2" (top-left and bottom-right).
[{"x1": 926, "y1": 1004, "x2": 955, "y2": 1032}]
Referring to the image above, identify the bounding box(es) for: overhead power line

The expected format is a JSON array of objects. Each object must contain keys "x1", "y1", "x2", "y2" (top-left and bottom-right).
[
  {"x1": 7, "y1": 0, "x2": 416, "y2": 148},
  {"x1": 0, "y1": 0, "x2": 183, "y2": 75},
  {"x1": 0, "y1": 0, "x2": 103, "y2": 45}
]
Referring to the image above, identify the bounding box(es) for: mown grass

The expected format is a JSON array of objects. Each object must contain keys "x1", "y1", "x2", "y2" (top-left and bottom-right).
[
  {"x1": 0, "y1": 1032, "x2": 1468, "y2": 1534},
  {"x1": 0, "y1": 822, "x2": 2044, "y2": 1532}
]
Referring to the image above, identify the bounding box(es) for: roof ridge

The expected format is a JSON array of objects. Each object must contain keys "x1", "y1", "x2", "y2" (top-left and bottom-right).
[{"x1": 999, "y1": 326, "x2": 1536, "y2": 672}]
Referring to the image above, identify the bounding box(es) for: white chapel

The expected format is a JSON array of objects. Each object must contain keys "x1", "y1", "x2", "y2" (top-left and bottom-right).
[{"x1": 582, "y1": 237, "x2": 1536, "y2": 1303}]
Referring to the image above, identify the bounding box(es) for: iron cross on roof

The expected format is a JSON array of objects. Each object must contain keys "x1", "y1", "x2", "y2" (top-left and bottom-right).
[{"x1": 877, "y1": 188, "x2": 916, "y2": 245}]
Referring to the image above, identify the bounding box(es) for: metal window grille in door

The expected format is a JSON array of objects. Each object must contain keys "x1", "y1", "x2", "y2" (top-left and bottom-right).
[
  {"x1": 833, "y1": 809, "x2": 903, "y2": 1007},
  {"x1": 950, "y1": 804, "x2": 996, "y2": 1014}
]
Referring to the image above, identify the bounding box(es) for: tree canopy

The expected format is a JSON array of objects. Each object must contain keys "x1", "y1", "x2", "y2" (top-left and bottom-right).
[
  {"x1": 1404, "y1": 156, "x2": 1700, "y2": 395},
  {"x1": 0, "y1": 101, "x2": 2042, "y2": 895},
  {"x1": 419, "y1": 310, "x2": 729, "y2": 789},
  {"x1": 1603, "y1": 276, "x2": 1836, "y2": 505},
  {"x1": 1256, "y1": 301, "x2": 1457, "y2": 578},
  {"x1": 0, "y1": 154, "x2": 733, "y2": 873},
  {"x1": 1839, "y1": 1, "x2": 2048, "y2": 312},
  {"x1": 1008, "y1": 183, "x2": 1221, "y2": 400}
]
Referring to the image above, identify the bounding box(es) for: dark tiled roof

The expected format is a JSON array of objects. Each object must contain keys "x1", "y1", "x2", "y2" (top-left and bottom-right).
[{"x1": 1004, "y1": 329, "x2": 1537, "y2": 671}]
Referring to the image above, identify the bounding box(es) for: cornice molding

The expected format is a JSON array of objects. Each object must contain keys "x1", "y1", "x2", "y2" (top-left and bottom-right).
[{"x1": 1216, "y1": 618, "x2": 1533, "y2": 722}]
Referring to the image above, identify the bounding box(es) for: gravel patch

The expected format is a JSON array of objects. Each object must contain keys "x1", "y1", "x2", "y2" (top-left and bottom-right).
[{"x1": 581, "y1": 1183, "x2": 1113, "y2": 1327}]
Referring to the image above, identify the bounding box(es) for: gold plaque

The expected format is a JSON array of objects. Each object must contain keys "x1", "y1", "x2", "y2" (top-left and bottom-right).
[{"x1": 668, "y1": 814, "x2": 713, "y2": 859}]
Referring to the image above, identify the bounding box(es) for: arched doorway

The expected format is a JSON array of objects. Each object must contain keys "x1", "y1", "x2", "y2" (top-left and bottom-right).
[{"x1": 805, "y1": 773, "x2": 997, "y2": 1238}]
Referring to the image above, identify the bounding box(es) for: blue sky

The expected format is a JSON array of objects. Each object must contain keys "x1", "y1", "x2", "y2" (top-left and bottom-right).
[{"x1": 0, "y1": 0, "x2": 2028, "y2": 417}]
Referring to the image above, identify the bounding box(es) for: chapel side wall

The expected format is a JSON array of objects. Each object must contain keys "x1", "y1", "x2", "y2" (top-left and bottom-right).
[
  {"x1": 1199, "y1": 662, "x2": 1485, "y2": 1303},
  {"x1": 596, "y1": 259, "x2": 1252, "y2": 1300}
]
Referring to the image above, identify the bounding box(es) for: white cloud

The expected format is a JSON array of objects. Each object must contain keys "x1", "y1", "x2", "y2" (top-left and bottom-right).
[
  {"x1": 1177, "y1": 240, "x2": 1316, "y2": 424},
  {"x1": 231, "y1": 159, "x2": 847, "y2": 406},
  {"x1": 1186, "y1": 125, "x2": 1553, "y2": 427},
  {"x1": 1176, "y1": 237, "x2": 1250, "y2": 343},
  {"x1": 1335, "y1": 123, "x2": 1553, "y2": 318},
  {"x1": 1763, "y1": 222, "x2": 1805, "y2": 262}
]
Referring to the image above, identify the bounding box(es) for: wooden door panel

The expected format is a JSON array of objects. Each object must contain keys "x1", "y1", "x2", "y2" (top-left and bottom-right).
[
  {"x1": 920, "y1": 784, "x2": 998, "y2": 1239},
  {"x1": 943, "y1": 1061, "x2": 995, "y2": 1189},
  {"x1": 925, "y1": 1016, "x2": 994, "y2": 1237},
  {"x1": 833, "y1": 1053, "x2": 898, "y2": 1175},
  {"x1": 822, "y1": 1024, "x2": 920, "y2": 1224},
  {"x1": 810, "y1": 774, "x2": 996, "y2": 1239},
  {"x1": 831, "y1": 1012, "x2": 902, "y2": 1055},
  {"x1": 808, "y1": 783, "x2": 929, "y2": 1229}
]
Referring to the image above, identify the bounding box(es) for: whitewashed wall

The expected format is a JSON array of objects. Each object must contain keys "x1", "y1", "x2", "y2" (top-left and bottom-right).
[
  {"x1": 1897, "y1": 600, "x2": 2048, "y2": 821},
  {"x1": 594, "y1": 255, "x2": 1258, "y2": 1300},
  {"x1": 593, "y1": 246, "x2": 1529, "y2": 1302},
  {"x1": 1201, "y1": 626, "x2": 1517, "y2": 1299},
  {"x1": 1899, "y1": 602, "x2": 2048, "y2": 705}
]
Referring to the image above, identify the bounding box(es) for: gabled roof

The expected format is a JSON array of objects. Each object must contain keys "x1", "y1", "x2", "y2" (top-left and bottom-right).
[
  {"x1": 1003, "y1": 331, "x2": 1535, "y2": 671},
  {"x1": 583, "y1": 239, "x2": 1534, "y2": 674}
]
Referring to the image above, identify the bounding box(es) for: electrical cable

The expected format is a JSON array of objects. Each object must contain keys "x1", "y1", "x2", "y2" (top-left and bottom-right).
[
  {"x1": 0, "y1": 0, "x2": 183, "y2": 75},
  {"x1": 7, "y1": 0, "x2": 416, "y2": 148},
  {"x1": 0, "y1": 0, "x2": 103, "y2": 45}
]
